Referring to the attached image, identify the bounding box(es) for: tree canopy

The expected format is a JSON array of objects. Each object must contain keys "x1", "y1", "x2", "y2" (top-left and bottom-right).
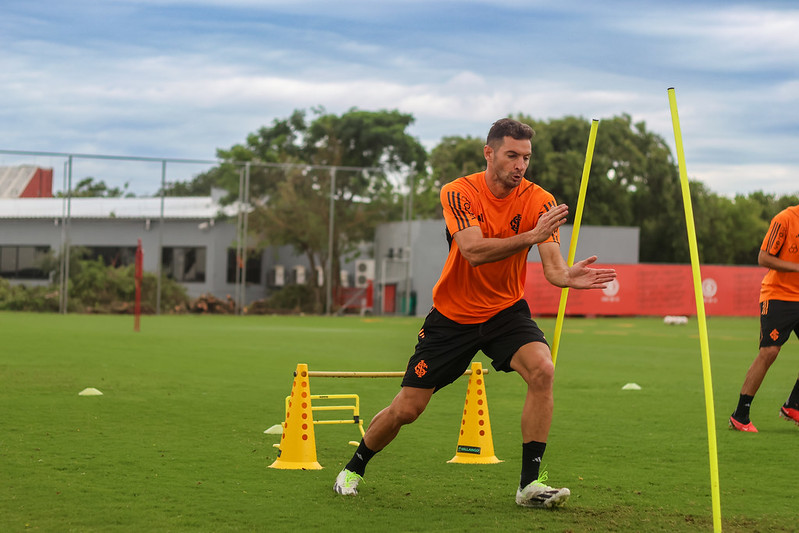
[
  {"x1": 168, "y1": 108, "x2": 427, "y2": 311},
  {"x1": 423, "y1": 113, "x2": 798, "y2": 265},
  {"x1": 58, "y1": 177, "x2": 133, "y2": 198},
  {"x1": 163, "y1": 108, "x2": 799, "y2": 310}
]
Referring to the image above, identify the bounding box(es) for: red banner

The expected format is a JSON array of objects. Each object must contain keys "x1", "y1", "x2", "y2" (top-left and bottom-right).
[
  {"x1": 524, "y1": 263, "x2": 765, "y2": 317},
  {"x1": 335, "y1": 281, "x2": 374, "y2": 312}
]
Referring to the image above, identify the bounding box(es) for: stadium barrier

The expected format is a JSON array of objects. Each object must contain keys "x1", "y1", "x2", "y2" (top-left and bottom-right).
[
  {"x1": 269, "y1": 362, "x2": 498, "y2": 469},
  {"x1": 525, "y1": 262, "x2": 765, "y2": 316}
]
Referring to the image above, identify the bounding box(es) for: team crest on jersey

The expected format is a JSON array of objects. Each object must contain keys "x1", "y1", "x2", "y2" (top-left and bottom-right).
[{"x1": 510, "y1": 214, "x2": 521, "y2": 234}]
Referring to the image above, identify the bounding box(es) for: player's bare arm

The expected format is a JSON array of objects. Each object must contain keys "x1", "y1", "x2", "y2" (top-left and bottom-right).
[
  {"x1": 454, "y1": 203, "x2": 569, "y2": 267},
  {"x1": 758, "y1": 249, "x2": 799, "y2": 272},
  {"x1": 538, "y1": 242, "x2": 617, "y2": 289}
]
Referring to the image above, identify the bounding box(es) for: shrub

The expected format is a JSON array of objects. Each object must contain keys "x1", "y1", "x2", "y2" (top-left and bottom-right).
[
  {"x1": 0, "y1": 258, "x2": 190, "y2": 314},
  {"x1": 0, "y1": 278, "x2": 60, "y2": 312},
  {"x1": 247, "y1": 284, "x2": 320, "y2": 314}
]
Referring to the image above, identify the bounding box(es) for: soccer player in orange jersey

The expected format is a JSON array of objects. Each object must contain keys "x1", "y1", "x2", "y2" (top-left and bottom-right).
[
  {"x1": 730, "y1": 204, "x2": 799, "y2": 432},
  {"x1": 334, "y1": 118, "x2": 616, "y2": 508}
]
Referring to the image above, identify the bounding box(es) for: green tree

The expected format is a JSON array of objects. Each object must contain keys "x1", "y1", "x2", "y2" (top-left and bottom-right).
[
  {"x1": 179, "y1": 108, "x2": 427, "y2": 311},
  {"x1": 163, "y1": 109, "x2": 799, "y2": 274},
  {"x1": 419, "y1": 135, "x2": 486, "y2": 219},
  {"x1": 520, "y1": 114, "x2": 693, "y2": 263},
  {"x1": 57, "y1": 177, "x2": 133, "y2": 198}
]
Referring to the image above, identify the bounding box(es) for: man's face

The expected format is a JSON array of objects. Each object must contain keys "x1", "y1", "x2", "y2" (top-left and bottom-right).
[{"x1": 486, "y1": 136, "x2": 532, "y2": 190}]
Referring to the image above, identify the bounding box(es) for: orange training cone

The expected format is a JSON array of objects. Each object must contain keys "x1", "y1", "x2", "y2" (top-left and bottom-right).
[
  {"x1": 448, "y1": 362, "x2": 501, "y2": 464},
  {"x1": 269, "y1": 363, "x2": 323, "y2": 470}
]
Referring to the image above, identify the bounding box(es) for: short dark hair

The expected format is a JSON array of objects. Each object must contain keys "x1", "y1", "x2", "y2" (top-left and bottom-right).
[{"x1": 486, "y1": 118, "x2": 535, "y2": 148}]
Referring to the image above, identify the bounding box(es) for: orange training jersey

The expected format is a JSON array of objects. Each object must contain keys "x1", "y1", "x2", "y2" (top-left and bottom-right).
[
  {"x1": 433, "y1": 171, "x2": 559, "y2": 324},
  {"x1": 760, "y1": 205, "x2": 799, "y2": 302}
]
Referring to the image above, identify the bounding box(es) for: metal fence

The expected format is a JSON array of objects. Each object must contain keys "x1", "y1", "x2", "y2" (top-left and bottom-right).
[{"x1": 0, "y1": 149, "x2": 392, "y2": 315}]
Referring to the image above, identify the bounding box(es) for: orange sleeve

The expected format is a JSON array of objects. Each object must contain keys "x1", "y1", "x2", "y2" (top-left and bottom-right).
[
  {"x1": 440, "y1": 180, "x2": 478, "y2": 236},
  {"x1": 759, "y1": 207, "x2": 799, "y2": 302},
  {"x1": 761, "y1": 214, "x2": 786, "y2": 256}
]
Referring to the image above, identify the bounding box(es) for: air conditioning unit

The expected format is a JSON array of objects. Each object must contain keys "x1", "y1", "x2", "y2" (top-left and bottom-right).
[
  {"x1": 267, "y1": 265, "x2": 285, "y2": 287},
  {"x1": 355, "y1": 259, "x2": 375, "y2": 288},
  {"x1": 340, "y1": 269, "x2": 350, "y2": 288},
  {"x1": 291, "y1": 265, "x2": 306, "y2": 285}
]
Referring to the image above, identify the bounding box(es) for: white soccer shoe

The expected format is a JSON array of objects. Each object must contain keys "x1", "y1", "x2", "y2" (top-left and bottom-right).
[
  {"x1": 333, "y1": 469, "x2": 363, "y2": 495},
  {"x1": 516, "y1": 474, "x2": 570, "y2": 509}
]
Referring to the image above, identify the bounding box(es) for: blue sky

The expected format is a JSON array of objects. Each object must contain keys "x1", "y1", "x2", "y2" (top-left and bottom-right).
[{"x1": 1, "y1": 0, "x2": 798, "y2": 197}]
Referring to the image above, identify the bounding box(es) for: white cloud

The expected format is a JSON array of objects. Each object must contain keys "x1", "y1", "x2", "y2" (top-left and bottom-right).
[
  {"x1": 618, "y1": 5, "x2": 799, "y2": 69},
  {"x1": 691, "y1": 163, "x2": 799, "y2": 197},
  {"x1": 1, "y1": 0, "x2": 798, "y2": 197}
]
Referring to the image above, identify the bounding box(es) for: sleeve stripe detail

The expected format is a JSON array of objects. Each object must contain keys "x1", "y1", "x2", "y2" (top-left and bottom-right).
[
  {"x1": 447, "y1": 191, "x2": 470, "y2": 231},
  {"x1": 766, "y1": 222, "x2": 782, "y2": 250}
]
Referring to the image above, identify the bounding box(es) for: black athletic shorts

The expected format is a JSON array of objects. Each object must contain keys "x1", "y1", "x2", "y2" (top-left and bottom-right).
[
  {"x1": 759, "y1": 299, "x2": 799, "y2": 348},
  {"x1": 401, "y1": 299, "x2": 549, "y2": 391}
]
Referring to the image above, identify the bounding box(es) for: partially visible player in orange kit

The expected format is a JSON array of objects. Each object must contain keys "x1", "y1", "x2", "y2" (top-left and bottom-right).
[{"x1": 730, "y1": 204, "x2": 799, "y2": 432}]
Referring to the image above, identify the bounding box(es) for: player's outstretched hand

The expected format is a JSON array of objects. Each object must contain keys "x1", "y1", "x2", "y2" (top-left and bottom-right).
[{"x1": 568, "y1": 256, "x2": 617, "y2": 290}]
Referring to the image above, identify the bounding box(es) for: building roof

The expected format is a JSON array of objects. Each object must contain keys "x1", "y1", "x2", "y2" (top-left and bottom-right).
[
  {"x1": 0, "y1": 196, "x2": 240, "y2": 220},
  {"x1": 0, "y1": 165, "x2": 37, "y2": 198}
]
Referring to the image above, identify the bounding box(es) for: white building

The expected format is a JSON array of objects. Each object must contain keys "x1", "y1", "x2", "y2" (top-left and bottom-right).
[{"x1": 0, "y1": 192, "x2": 637, "y2": 316}]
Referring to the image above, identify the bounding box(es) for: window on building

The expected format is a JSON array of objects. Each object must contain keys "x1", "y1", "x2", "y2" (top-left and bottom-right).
[
  {"x1": 0, "y1": 245, "x2": 50, "y2": 279},
  {"x1": 162, "y1": 247, "x2": 206, "y2": 282},
  {"x1": 226, "y1": 248, "x2": 262, "y2": 283},
  {"x1": 83, "y1": 246, "x2": 137, "y2": 267}
]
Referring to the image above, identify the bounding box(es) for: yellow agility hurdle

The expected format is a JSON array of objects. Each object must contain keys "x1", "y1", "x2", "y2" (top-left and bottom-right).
[
  {"x1": 296, "y1": 369, "x2": 488, "y2": 378},
  {"x1": 283, "y1": 393, "x2": 365, "y2": 443},
  {"x1": 270, "y1": 363, "x2": 496, "y2": 470}
]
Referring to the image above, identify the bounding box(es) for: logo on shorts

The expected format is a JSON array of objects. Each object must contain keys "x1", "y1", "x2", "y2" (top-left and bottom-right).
[
  {"x1": 770, "y1": 328, "x2": 780, "y2": 341},
  {"x1": 418, "y1": 328, "x2": 425, "y2": 339},
  {"x1": 414, "y1": 360, "x2": 428, "y2": 378}
]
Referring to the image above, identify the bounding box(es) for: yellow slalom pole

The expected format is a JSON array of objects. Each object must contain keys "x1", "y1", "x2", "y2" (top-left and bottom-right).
[
  {"x1": 668, "y1": 88, "x2": 722, "y2": 532},
  {"x1": 551, "y1": 119, "x2": 599, "y2": 366}
]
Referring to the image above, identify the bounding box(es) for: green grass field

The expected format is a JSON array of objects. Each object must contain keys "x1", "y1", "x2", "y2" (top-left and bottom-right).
[{"x1": 1, "y1": 311, "x2": 797, "y2": 532}]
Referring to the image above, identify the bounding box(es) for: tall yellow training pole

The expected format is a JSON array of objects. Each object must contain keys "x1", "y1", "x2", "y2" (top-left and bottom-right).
[
  {"x1": 668, "y1": 87, "x2": 722, "y2": 532},
  {"x1": 551, "y1": 119, "x2": 599, "y2": 366}
]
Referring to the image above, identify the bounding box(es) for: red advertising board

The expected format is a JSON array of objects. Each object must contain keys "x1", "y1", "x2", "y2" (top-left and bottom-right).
[{"x1": 524, "y1": 263, "x2": 765, "y2": 317}]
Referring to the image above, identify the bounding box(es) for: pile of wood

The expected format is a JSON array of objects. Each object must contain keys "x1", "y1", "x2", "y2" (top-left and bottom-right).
[
  {"x1": 187, "y1": 293, "x2": 236, "y2": 314},
  {"x1": 244, "y1": 298, "x2": 271, "y2": 314}
]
